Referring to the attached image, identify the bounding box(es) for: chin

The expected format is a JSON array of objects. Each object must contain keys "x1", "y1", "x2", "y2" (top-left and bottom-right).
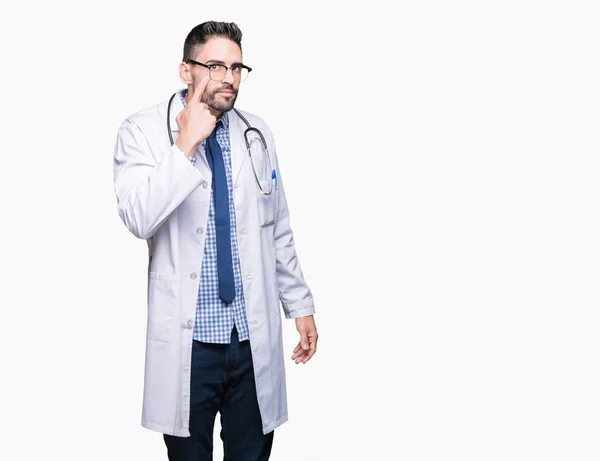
[{"x1": 211, "y1": 97, "x2": 237, "y2": 112}]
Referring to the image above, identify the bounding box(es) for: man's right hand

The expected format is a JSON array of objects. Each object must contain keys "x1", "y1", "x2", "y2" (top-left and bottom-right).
[{"x1": 175, "y1": 76, "x2": 216, "y2": 157}]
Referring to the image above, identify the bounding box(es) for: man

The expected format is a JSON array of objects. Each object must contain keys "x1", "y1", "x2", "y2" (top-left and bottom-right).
[{"x1": 112, "y1": 21, "x2": 318, "y2": 460}]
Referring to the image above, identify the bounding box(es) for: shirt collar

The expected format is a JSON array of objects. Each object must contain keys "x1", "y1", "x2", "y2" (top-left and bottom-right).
[{"x1": 179, "y1": 88, "x2": 229, "y2": 129}]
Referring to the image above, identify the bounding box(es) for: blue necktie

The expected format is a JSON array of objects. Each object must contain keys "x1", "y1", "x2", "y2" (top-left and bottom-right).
[{"x1": 205, "y1": 121, "x2": 236, "y2": 304}]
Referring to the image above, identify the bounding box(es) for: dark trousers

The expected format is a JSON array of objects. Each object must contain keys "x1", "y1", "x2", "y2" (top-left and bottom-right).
[{"x1": 163, "y1": 326, "x2": 274, "y2": 461}]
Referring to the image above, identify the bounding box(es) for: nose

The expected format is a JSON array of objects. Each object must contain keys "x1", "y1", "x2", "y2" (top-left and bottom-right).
[{"x1": 222, "y1": 67, "x2": 235, "y2": 85}]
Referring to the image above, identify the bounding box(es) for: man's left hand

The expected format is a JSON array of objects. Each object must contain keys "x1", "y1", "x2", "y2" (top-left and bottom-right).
[{"x1": 292, "y1": 315, "x2": 318, "y2": 364}]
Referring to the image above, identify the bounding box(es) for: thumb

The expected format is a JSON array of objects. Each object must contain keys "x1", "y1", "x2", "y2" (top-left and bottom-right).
[{"x1": 300, "y1": 329, "x2": 309, "y2": 351}]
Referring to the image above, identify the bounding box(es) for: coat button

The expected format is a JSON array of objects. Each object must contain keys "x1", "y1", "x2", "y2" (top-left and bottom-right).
[
  {"x1": 202, "y1": 182, "x2": 208, "y2": 189},
  {"x1": 187, "y1": 320, "x2": 193, "y2": 327},
  {"x1": 196, "y1": 228, "x2": 204, "y2": 234},
  {"x1": 190, "y1": 272, "x2": 197, "y2": 280}
]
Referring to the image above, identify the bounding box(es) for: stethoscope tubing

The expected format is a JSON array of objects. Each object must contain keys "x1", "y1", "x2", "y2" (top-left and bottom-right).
[{"x1": 167, "y1": 92, "x2": 274, "y2": 195}]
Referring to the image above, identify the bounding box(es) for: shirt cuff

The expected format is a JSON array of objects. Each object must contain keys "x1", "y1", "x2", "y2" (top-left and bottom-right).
[{"x1": 172, "y1": 144, "x2": 196, "y2": 163}]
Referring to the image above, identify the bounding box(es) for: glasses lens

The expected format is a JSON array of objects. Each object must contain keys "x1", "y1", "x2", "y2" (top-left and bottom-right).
[
  {"x1": 208, "y1": 65, "x2": 250, "y2": 82},
  {"x1": 237, "y1": 67, "x2": 249, "y2": 82},
  {"x1": 209, "y1": 65, "x2": 227, "y2": 81}
]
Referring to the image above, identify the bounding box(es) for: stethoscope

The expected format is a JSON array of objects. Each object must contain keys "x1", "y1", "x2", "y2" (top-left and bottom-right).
[{"x1": 167, "y1": 92, "x2": 274, "y2": 195}]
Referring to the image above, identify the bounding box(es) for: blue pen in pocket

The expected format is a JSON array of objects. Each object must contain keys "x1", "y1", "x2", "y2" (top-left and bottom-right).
[{"x1": 272, "y1": 169, "x2": 277, "y2": 189}]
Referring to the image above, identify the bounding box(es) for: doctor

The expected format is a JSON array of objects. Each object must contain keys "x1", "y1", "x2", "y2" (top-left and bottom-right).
[{"x1": 112, "y1": 21, "x2": 318, "y2": 460}]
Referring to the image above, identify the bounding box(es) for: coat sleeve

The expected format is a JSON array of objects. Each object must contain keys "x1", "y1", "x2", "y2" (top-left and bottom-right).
[
  {"x1": 270, "y1": 135, "x2": 316, "y2": 319},
  {"x1": 113, "y1": 118, "x2": 206, "y2": 240}
]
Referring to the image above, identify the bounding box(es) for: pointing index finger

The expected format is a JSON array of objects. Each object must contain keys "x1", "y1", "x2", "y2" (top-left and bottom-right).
[{"x1": 191, "y1": 76, "x2": 210, "y2": 104}]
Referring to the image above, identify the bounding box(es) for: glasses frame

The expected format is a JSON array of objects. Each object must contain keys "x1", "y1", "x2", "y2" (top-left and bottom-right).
[{"x1": 185, "y1": 59, "x2": 252, "y2": 82}]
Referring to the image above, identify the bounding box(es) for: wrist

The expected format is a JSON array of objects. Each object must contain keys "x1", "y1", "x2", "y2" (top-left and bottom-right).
[{"x1": 175, "y1": 136, "x2": 197, "y2": 158}]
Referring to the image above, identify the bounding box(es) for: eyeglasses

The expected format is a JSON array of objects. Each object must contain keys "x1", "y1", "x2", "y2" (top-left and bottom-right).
[{"x1": 186, "y1": 59, "x2": 252, "y2": 82}]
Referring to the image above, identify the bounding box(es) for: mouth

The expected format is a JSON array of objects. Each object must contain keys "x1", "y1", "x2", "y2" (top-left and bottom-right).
[{"x1": 217, "y1": 90, "x2": 234, "y2": 96}]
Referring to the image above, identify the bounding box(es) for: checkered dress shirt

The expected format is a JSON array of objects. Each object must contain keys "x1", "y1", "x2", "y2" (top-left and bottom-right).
[{"x1": 178, "y1": 88, "x2": 250, "y2": 343}]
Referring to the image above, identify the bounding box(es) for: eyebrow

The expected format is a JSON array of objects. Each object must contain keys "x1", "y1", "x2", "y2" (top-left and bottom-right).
[{"x1": 205, "y1": 59, "x2": 244, "y2": 66}]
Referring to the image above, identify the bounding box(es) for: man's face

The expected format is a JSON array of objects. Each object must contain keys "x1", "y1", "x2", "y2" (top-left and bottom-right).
[{"x1": 188, "y1": 37, "x2": 243, "y2": 113}]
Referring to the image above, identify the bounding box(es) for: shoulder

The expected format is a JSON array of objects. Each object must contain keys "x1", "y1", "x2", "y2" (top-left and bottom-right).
[{"x1": 118, "y1": 98, "x2": 169, "y2": 134}]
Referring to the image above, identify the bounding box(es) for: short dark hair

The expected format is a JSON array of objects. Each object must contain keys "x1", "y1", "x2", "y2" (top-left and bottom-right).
[{"x1": 182, "y1": 21, "x2": 243, "y2": 62}]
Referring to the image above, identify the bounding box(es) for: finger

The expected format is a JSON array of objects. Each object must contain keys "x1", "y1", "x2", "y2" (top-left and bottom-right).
[
  {"x1": 291, "y1": 346, "x2": 307, "y2": 360},
  {"x1": 295, "y1": 352, "x2": 308, "y2": 364},
  {"x1": 293, "y1": 342, "x2": 302, "y2": 353},
  {"x1": 292, "y1": 347, "x2": 308, "y2": 360},
  {"x1": 309, "y1": 332, "x2": 318, "y2": 353},
  {"x1": 300, "y1": 334, "x2": 318, "y2": 363},
  {"x1": 292, "y1": 351, "x2": 306, "y2": 361},
  {"x1": 292, "y1": 350, "x2": 307, "y2": 360},
  {"x1": 191, "y1": 75, "x2": 210, "y2": 103},
  {"x1": 301, "y1": 346, "x2": 316, "y2": 363},
  {"x1": 299, "y1": 330, "x2": 309, "y2": 351},
  {"x1": 301, "y1": 350, "x2": 316, "y2": 364}
]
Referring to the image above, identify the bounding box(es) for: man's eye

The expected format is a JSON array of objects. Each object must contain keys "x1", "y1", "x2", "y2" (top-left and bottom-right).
[
  {"x1": 231, "y1": 66, "x2": 241, "y2": 73},
  {"x1": 209, "y1": 64, "x2": 221, "y2": 71}
]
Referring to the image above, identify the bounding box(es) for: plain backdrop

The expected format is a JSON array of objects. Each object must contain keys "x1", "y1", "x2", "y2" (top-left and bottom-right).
[{"x1": 1, "y1": 0, "x2": 599, "y2": 460}]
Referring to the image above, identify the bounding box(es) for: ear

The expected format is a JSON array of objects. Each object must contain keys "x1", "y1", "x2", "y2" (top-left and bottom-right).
[{"x1": 179, "y1": 62, "x2": 193, "y2": 85}]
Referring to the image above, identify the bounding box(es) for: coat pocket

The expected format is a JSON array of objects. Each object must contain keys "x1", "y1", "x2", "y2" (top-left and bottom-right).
[
  {"x1": 257, "y1": 180, "x2": 276, "y2": 227},
  {"x1": 146, "y1": 272, "x2": 176, "y2": 342}
]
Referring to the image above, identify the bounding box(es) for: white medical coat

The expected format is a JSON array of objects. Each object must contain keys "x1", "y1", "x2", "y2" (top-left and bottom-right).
[{"x1": 112, "y1": 91, "x2": 315, "y2": 436}]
